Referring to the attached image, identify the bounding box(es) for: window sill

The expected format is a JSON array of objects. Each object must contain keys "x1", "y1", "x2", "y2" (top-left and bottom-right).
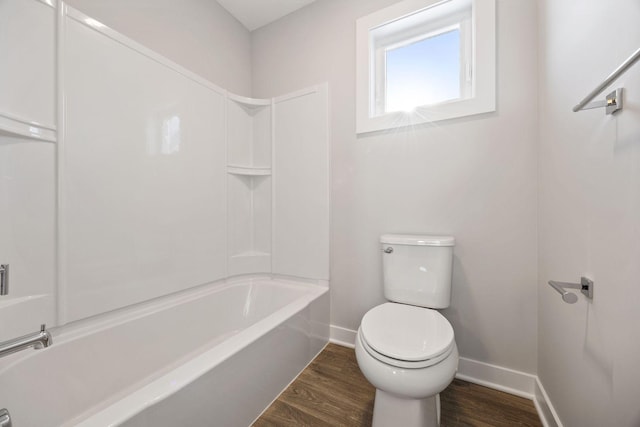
[{"x1": 356, "y1": 94, "x2": 495, "y2": 134}]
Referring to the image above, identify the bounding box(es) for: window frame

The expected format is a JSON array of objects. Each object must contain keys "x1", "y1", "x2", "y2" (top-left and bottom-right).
[{"x1": 356, "y1": 0, "x2": 496, "y2": 134}]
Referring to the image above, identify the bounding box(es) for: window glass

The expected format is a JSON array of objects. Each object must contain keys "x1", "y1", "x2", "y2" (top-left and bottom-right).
[{"x1": 385, "y1": 28, "x2": 461, "y2": 112}]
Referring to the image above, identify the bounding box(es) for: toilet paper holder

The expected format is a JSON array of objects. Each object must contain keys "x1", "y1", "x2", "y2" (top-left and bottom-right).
[{"x1": 548, "y1": 277, "x2": 594, "y2": 304}]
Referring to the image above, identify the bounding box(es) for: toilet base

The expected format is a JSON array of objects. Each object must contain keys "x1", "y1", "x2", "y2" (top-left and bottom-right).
[{"x1": 372, "y1": 390, "x2": 441, "y2": 427}]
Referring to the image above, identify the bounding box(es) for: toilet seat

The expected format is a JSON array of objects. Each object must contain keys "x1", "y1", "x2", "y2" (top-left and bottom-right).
[
  {"x1": 359, "y1": 329, "x2": 454, "y2": 369},
  {"x1": 360, "y1": 303, "x2": 454, "y2": 369}
]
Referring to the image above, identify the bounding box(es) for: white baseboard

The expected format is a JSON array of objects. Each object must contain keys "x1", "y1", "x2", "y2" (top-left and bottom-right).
[
  {"x1": 329, "y1": 324, "x2": 561, "y2": 426},
  {"x1": 330, "y1": 324, "x2": 356, "y2": 348},
  {"x1": 456, "y1": 357, "x2": 536, "y2": 399},
  {"x1": 533, "y1": 377, "x2": 563, "y2": 427}
]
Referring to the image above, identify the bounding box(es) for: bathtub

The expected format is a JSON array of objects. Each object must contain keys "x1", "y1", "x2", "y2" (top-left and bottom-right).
[{"x1": 0, "y1": 276, "x2": 329, "y2": 426}]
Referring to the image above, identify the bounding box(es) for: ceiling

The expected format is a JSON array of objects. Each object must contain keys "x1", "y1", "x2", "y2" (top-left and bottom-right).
[{"x1": 216, "y1": 0, "x2": 316, "y2": 31}]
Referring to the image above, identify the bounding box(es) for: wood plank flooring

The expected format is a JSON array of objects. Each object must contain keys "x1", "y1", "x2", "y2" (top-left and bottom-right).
[{"x1": 253, "y1": 344, "x2": 542, "y2": 427}]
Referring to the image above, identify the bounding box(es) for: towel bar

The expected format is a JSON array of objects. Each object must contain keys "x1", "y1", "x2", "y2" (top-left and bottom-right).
[{"x1": 573, "y1": 46, "x2": 640, "y2": 114}]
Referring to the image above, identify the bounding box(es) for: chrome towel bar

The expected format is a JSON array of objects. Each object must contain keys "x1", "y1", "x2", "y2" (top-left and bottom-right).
[
  {"x1": 548, "y1": 277, "x2": 594, "y2": 304},
  {"x1": 573, "y1": 46, "x2": 640, "y2": 114}
]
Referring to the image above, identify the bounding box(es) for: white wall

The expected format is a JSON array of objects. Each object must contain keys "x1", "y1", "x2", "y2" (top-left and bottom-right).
[
  {"x1": 538, "y1": 1, "x2": 640, "y2": 426},
  {"x1": 65, "y1": 0, "x2": 252, "y2": 96},
  {"x1": 251, "y1": 0, "x2": 539, "y2": 374}
]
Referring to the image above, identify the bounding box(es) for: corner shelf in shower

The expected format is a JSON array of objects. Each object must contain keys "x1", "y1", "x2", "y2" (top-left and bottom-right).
[
  {"x1": 227, "y1": 165, "x2": 271, "y2": 176},
  {"x1": 227, "y1": 93, "x2": 271, "y2": 107},
  {"x1": 226, "y1": 93, "x2": 273, "y2": 276}
]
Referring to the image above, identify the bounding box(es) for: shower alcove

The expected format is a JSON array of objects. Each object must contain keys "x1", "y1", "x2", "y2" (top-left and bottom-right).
[
  {"x1": 226, "y1": 94, "x2": 273, "y2": 276},
  {"x1": 0, "y1": 0, "x2": 330, "y2": 337}
]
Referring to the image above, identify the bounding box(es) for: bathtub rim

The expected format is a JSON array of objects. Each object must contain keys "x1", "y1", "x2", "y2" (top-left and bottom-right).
[{"x1": 0, "y1": 274, "x2": 327, "y2": 375}]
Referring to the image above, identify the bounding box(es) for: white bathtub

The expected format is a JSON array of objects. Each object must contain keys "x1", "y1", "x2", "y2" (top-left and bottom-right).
[{"x1": 0, "y1": 276, "x2": 329, "y2": 426}]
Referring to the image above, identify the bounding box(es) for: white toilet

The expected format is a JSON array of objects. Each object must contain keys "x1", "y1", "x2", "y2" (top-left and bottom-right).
[{"x1": 355, "y1": 234, "x2": 458, "y2": 427}]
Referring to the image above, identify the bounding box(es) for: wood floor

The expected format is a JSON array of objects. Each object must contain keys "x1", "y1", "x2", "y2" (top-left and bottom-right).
[{"x1": 253, "y1": 344, "x2": 542, "y2": 427}]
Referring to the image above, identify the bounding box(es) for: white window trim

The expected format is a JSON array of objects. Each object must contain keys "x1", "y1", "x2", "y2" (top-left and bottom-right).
[{"x1": 356, "y1": 0, "x2": 496, "y2": 134}]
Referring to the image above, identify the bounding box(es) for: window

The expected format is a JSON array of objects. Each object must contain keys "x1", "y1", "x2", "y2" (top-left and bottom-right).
[
  {"x1": 356, "y1": 0, "x2": 495, "y2": 134},
  {"x1": 384, "y1": 26, "x2": 464, "y2": 113}
]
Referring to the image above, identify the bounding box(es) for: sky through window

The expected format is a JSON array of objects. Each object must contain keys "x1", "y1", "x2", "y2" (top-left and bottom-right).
[{"x1": 385, "y1": 29, "x2": 461, "y2": 112}]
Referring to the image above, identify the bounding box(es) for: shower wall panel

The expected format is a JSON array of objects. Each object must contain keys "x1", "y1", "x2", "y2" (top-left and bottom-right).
[{"x1": 61, "y1": 12, "x2": 227, "y2": 322}]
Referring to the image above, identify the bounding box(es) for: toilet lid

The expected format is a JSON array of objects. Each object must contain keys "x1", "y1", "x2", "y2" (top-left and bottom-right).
[{"x1": 360, "y1": 303, "x2": 454, "y2": 362}]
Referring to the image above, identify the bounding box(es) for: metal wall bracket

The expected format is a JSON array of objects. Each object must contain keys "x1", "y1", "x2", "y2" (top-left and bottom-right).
[
  {"x1": 606, "y1": 88, "x2": 623, "y2": 114},
  {"x1": 579, "y1": 88, "x2": 623, "y2": 115},
  {"x1": 548, "y1": 277, "x2": 594, "y2": 304},
  {"x1": 0, "y1": 264, "x2": 8, "y2": 296}
]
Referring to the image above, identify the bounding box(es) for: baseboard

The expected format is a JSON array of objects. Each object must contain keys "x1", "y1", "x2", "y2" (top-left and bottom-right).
[
  {"x1": 329, "y1": 325, "x2": 556, "y2": 425},
  {"x1": 330, "y1": 324, "x2": 356, "y2": 348},
  {"x1": 456, "y1": 357, "x2": 536, "y2": 399},
  {"x1": 533, "y1": 377, "x2": 563, "y2": 427}
]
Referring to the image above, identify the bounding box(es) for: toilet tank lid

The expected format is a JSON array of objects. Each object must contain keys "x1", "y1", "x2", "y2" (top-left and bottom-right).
[{"x1": 380, "y1": 234, "x2": 455, "y2": 246}]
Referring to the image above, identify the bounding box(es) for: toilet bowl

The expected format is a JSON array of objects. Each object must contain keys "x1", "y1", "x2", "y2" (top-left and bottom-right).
[
  {"x1": 355, "y1": 234, "x2": 457, "y2": 426},
  {"x1": 355, "y1": 302, "x2": 458, "y2": 427}
]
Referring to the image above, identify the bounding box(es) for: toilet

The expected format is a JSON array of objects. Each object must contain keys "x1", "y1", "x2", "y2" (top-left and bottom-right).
[{"x1": 355, "y1": 234, "x2": 458, "y2": 427}]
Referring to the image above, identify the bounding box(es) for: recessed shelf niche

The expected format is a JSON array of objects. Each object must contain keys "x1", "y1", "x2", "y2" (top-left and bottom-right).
[{"x1": 226, "y1": 94, "x2": 272, "y2": 276}]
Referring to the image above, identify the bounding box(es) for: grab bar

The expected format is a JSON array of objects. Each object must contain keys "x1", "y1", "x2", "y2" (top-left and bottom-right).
[
  {"x1": 548, "y1": 277, "x2": 594, "y2": 304},
  {"x1": 573, "y1": 46, "x2": 640, "y2": 114},
  {"x1": 0, "y1": 324, "x2": 52, "y2": 359}
]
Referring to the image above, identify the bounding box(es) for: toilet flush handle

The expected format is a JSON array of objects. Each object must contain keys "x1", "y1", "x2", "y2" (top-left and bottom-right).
[{"x1": 383, "y1": 247, "x2": 393, "y2": 254}]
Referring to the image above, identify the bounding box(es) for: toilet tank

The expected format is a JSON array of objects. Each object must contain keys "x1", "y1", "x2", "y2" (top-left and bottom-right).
[{"x1": 381, "y1": 234, "x2": 455, "y2": 309}]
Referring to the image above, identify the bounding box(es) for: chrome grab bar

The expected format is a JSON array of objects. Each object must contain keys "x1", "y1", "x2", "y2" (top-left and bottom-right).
[
  {"x1": 0, "y1": 409, "x2": 11, "y2": 427},
  {"x1": 0, "y1": 324, "x2": 52, "y2": 359},
  {"x1": 548, "y1": 277, "x2": 594, "y2": 304}
]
